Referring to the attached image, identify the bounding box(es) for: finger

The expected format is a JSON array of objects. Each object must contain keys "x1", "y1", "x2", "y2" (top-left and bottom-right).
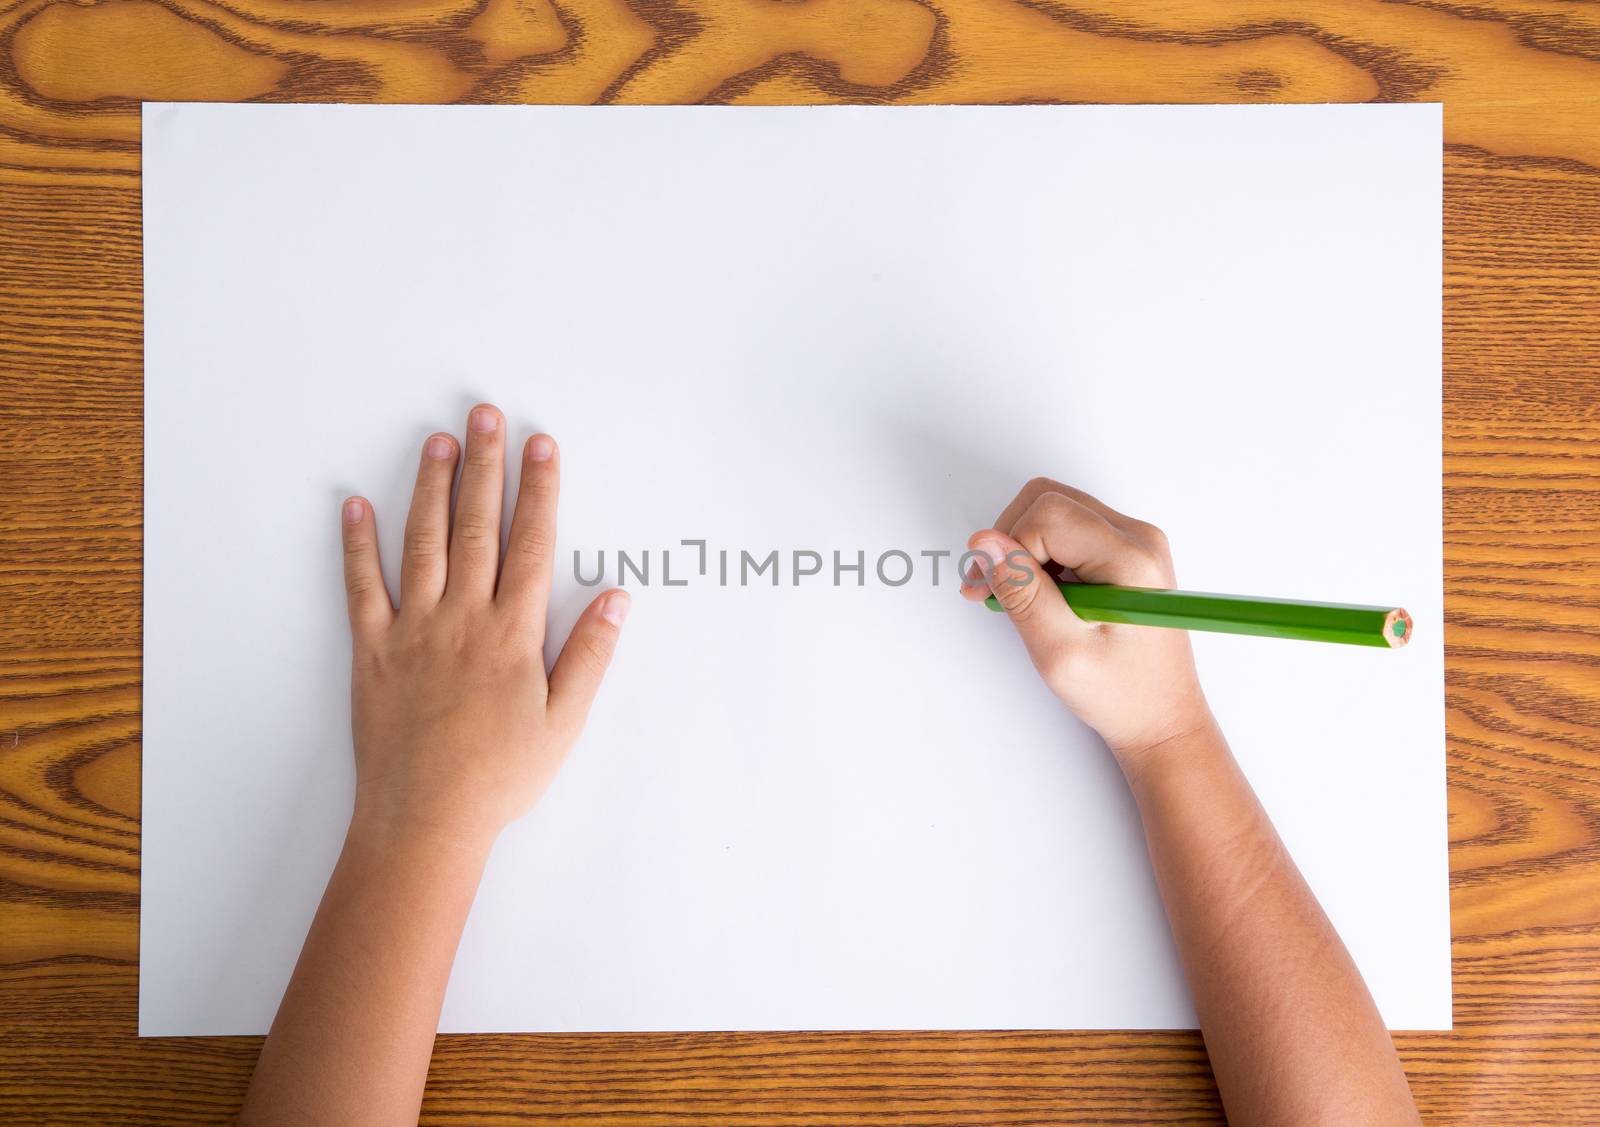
[
  {"x1": 963, "y1": 481, "x2": 1157, "y2": 598},
  {"x1": 447, "y1": 404, "x2": 506, "y2": 601},
  {"x1": 497, "y1": 433, "x2": 560, "y2": 627},
  {"x1": 548, "y1": 589, "x2": 630, "y2": 734},
  {"x1": 964, "y1": 475, "x2": 1126, "y2": 594},
  {"x1": 401, "y1": 432, "x2": 459, "y2": 608},
  {"x1": 970, "y1": 491, "x2": 1158, "y2": 633},
  {"x1": 1009, "y1": 492, "x2": 1172, "y2": 588},
  {"x1": 969, "y1": 528, "x2": 1083, "y2": 674},
  {"x1": 993, "y1": 476, "x2": 1144, "y2": 538},
  {"x1": 341, "y1": 497, "x2": 394, "y2": 640}
]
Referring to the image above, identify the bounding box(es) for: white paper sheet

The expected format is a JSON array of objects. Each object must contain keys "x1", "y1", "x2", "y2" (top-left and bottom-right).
[{"x1": 140, "y1": 102, "x2": 1448, "y2": 1036}]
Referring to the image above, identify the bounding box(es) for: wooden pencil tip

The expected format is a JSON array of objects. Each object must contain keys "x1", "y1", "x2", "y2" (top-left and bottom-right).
[{"x1": 1384, "y1": 608, "x2": 1413, "y2": 648}]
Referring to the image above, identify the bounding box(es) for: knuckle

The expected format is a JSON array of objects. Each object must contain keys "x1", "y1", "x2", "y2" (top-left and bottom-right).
[
  {"x1": 523, "y1": 478, "x2": 558, "y2": 510},
  {"x1": 454, "y1": 510, "x2": 495, "y2": 544},
  {"x1": 1025, "y1": 475, "x2": 1059, "y2": 496},
  {"x1": 404, "y1": 527, "x2": 444, "y2": 559},
  {"x1": 1033, "y1": 491, "x2": 1077, "y2": 526},
  {"x1": 524, "y1": 466, "x2": 557, "y2": 494},
  {"x1": 513, "y1": 523, "x2": 554, "y2": 565},
  {"x1": 350, "y1": 644, "x2": 387, "y2": 681},
  {"x1": 415, "y1": 468, "x2": 451, "y2": 495},
  {"x1": 577, "y1": 632, "x2": 614, "y2": 674},
  {"x1": 1134, "y1": 520, "x2": 1170, "y2": 551},
  {"x1": 996, "y1": 579, "x2": 1037, "y2": 623},
  {"x1": 496, "y1": 600, "x2": 537, "y2": 635},
  {"x1": 1128, "y1": 543, "x2": 1173, "y2": 585},
  {"x1": 403, "y1": 620, "x2": 465, "y2": 659}
]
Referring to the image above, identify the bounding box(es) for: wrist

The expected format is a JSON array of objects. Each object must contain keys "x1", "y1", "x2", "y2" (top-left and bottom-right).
[
  {"x1": 1108, "y1": 706, "x2": 1223, "y2": 789},
  {"x1": 347, "y1": 796, "x2": 502, "y2": 866}
]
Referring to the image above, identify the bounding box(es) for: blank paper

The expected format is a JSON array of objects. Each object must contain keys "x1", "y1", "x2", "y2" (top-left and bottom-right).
[{"x1": 140, "y1": 102, "x2": 1448, "y2": 1035}]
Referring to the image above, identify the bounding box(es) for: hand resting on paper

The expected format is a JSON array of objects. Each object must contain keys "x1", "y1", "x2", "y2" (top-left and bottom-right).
[
  {"x1": 339, "y1": 406, "x2": 629, "y2": 850},
  {"x1": 963, "y1": 479, "x2": 1421, "y2": 1127},
  {"x1": 239, "y1": 404, "x2": 628, "y2": 1127}
]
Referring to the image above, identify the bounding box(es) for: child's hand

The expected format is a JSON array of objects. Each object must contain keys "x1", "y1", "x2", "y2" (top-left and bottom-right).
[
  {"x1": 961, "y1": 478, "x2": 1213, "y2": 769},
  {"x1": 338, "y1": 404, "x2": 628, "y2": 849}
]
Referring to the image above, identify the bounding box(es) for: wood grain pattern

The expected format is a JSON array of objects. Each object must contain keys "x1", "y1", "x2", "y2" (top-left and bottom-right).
[{"x1": 2, "y1": 0, "x2": 1598, "y2": 1121}]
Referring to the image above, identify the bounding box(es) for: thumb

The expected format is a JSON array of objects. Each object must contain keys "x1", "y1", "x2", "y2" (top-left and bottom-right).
[
  {"x1": 969, "y1": 529, "x2": 1081, "y2": 665},
  {"x1": 548, "y1": 588, "x2": 630, "y2": 732}
]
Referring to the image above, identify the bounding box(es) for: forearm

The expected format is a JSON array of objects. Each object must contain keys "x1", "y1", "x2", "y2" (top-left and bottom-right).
[
  {"x1": 239, "y1": 815, "x2": 492, "y2": 1127},
  {"x1": 1122, "y1": 720, "x2": 1419, "y2": 1127}
]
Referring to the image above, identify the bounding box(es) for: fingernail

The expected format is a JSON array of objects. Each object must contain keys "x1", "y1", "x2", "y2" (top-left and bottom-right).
[
  {"x1": 469, "y1": 406, "x2": 498, "y2": 433},
  {"x1": 974, "y1": 537, "x2": 1009, "y2": 580},
  {"x1": 343, "y1": 498, "x2": 364, "y2": 525},
  {"x1": 601, "y1": 590, "x2": 631, "y2": 627},
  {"x1": 527, "y1": 435, "x2": 554, "y2": 462},
  {"x1": 425, "y1": 435, "x2": 453, "y2": 460}
]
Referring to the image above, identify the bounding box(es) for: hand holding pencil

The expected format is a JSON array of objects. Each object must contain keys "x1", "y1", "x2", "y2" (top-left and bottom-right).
[
  {"x1": 960, "y1": 477, "x2": 1411, "y2": 760},
  {"x1": 960, "y1": 477, "x2": 1423, "y2": 1124},
  {"x1": 960, "y1": 477, "x2": 1218, "y2": 763}
]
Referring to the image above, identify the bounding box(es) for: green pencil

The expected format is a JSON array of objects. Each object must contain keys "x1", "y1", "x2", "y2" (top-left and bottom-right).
[{"x1": 983, "y1": 583, "x2": 1412, "y2": 649}]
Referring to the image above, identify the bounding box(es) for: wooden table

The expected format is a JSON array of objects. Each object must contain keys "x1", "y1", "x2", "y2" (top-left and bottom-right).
[{"x1": 2, "y1": 1, "x2": 1597, "y2": 1122}]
